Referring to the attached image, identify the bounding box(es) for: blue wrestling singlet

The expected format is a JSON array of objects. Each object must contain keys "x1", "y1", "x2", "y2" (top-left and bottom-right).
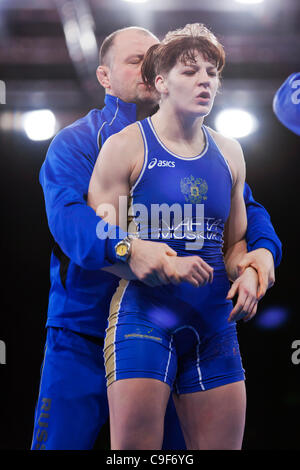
[{"x1": 104, "y1": 117, "x2": 245, "y2": 393}]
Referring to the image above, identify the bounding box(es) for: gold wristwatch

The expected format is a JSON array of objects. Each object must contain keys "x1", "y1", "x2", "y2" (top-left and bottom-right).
[{"x1": 115, "y1": 236, "x2": 133, "y2": 262}]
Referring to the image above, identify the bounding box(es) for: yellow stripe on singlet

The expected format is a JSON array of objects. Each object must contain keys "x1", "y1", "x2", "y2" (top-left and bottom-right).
[
  {"x1": 104, "y1": 194, "x2": 140, "y2": 386},
  {"x1": 104, "y1": 278, "x2": 129, "y2": 387}
]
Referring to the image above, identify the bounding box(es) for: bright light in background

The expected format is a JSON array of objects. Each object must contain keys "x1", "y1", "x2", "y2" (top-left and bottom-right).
[
  {"x1": 22, "y1": 109, "x2": 57, "y2": 141},
  {"x1": 215, "y1": 108, "x2": 257, "y2": 138},
  {"x1": 235, "y1": 0, "x2": 264, "y2": 4},
  {"x1": 122, "y1": 0, "x2": 149, "y2": 3}
]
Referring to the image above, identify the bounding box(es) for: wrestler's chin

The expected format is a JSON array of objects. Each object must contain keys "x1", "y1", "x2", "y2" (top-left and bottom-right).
[{"x1": 192, "y1": 102, "x2": 213, "y2": 118}]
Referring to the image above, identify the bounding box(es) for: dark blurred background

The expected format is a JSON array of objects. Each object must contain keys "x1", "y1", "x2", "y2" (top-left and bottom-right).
[{"x1": 0, "y1": 0, "x2": 299, "y2": 450}]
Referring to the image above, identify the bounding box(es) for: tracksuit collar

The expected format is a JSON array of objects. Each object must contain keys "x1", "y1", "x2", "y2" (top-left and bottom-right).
[{"x1": 104, "y1": 94, "x2": 137, "y2": 124}]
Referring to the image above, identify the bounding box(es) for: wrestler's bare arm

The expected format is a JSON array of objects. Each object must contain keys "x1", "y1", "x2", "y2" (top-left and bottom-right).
[
  {"x1": 221, "y1": 138, "x2": 248, "y2": 281},
  {"x1": 88, "y1": 125, "x2": 142, "y2": 280},
  {"x1": 210, "y1": 131, "x2": 259, "y2": 321},
  {"x1": 206, "y1": 129, "x2": 247, "y2": 277}
]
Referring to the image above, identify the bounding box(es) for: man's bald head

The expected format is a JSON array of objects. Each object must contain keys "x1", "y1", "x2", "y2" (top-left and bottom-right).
[{"x1": 99, "y1": 26, "x2": 159, "y2": 68}]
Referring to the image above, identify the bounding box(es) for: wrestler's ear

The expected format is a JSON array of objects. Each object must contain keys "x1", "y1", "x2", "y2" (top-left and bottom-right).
[
  {"x1": 96, "y1": 65, "x2": 111, "y2": 90},
  {"x1": 155, "y1": 74, "x2": 168, "y2": 95}
]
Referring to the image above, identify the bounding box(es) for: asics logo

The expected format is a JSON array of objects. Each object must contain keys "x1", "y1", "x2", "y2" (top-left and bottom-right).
[{"x1": 148, "y1": 158, "x2": 176, "y2": 169}]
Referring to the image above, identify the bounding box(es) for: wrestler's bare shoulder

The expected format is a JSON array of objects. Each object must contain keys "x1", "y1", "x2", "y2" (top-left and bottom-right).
[
  {"x1": 205, "y1": 125, "x2": 245, "y2": 183},
  {"x1": 206, "y1": 126, "x2": 243, "y2": 159},
  {"x1": 104, "y1": 122, "x2": 142, "y2": 152},
  {"x1": 98, "y1": 122, "x2": 144, "y2": 178}
]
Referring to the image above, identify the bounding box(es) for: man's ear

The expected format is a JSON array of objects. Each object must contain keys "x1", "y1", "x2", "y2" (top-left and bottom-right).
[
  {"x1": 155, "y1": 75, "x2": 168, "y2": 96},
  {"x1": 96, "y1": 65, "x2": 111, "y2": 90}
]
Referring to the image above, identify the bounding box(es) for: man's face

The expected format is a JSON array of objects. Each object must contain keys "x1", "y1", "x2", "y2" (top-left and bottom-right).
[{"x1": 105, "y1": 30, "x2": 159, "y2": 105}]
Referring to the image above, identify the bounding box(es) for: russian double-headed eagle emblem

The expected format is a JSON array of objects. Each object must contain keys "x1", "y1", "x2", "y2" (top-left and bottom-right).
[{"x1": 180, "y1": 175, "x2": 208, "y2": 204}]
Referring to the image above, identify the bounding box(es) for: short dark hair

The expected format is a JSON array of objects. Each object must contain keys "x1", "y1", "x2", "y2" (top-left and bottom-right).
[
  {"x1": 99, "y1": 30, "x2": 118, "y2": 66},
  {"x1": 141, "y1": 24, "x2": 225, "y2": 89}
]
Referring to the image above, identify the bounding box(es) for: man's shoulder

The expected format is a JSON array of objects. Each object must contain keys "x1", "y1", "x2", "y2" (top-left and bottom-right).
[
  {"x1": 49, "y1": 108, "x2": 104, "y2": 152},
  {"x1": 61, "y1": 108, "x2": 104, "y2": 138}
]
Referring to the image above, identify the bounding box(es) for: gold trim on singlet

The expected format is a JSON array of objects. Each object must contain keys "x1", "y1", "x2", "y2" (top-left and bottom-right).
[
  {"x1": 104, "y1": 177, "x2": 140, "y2": 386},
  {"x1": 104, "y1": 279, "x2": 130, "y2": 387}
]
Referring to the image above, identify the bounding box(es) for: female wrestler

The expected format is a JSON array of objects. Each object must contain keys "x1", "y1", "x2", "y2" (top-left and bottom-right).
[{"x1": 88, "y1": 23, "x2": 259, "y2": 450}]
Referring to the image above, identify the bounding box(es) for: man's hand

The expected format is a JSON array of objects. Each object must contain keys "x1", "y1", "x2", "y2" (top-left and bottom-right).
[
  {"x1": 128, "y1": 239, "x2": 178, "y2": 286},
  {"x1": 227, "y1": 266, "x2": 259, "y2": 323},
  {"x1": 236, "y1": 248, "x2": 275, "y2": 300},
  {"x1": 128, "y1": 239, "x2": 213, "y2": 288},
  {"x1": 170, "y1": 255, "x2": 214, "y2": 288}
]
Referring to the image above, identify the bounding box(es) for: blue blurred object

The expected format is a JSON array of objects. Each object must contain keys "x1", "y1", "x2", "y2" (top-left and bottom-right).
[
  {"x1": 273, "y1": 72, "x2": 300, "y2": 136},
  {"x1": 255, "y1": 306, "x2": 289, "y2": 329}
]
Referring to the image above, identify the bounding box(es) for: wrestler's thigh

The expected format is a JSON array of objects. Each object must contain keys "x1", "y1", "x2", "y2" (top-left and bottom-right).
[
  {"x1": 108, "y1": 378, "x2": 171, "y2": 450},
  {"x1": 173, "y1": 380, "x2": 246, "y2": 450}
]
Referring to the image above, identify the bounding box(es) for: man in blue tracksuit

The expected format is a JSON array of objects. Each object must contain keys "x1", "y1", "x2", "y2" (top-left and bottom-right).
[{"x1": 31, "y1": 27, "x2": 282, "y2": 450}]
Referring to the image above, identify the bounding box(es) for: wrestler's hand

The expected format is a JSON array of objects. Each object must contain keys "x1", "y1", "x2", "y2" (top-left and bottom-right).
[
  {"x1": 128, "y1": 238, "x2": 181, "y2": 287},
  {"x1": 236, "y1": 248, "x2": 275, "y2": 300},
  {"x1": 166, "y1": 255, "x2": 214, "y2": 288},
  {"x1": 227, "y1": 266, "x2": 259, "y2": 323}
]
